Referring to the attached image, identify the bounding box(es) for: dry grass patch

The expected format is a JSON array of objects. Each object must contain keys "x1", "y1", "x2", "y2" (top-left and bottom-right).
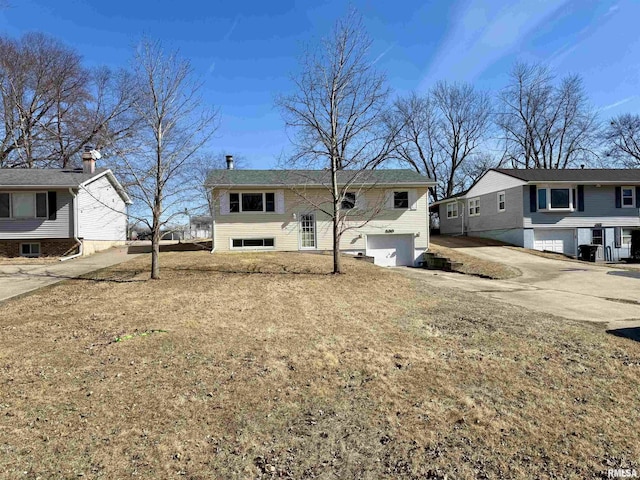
[
  {"x1": 429, "y1": 243, "x2": 520, "y2": 279},
  {"x1": 0, "y1": 251, "x2": 638, "y2": 478}
]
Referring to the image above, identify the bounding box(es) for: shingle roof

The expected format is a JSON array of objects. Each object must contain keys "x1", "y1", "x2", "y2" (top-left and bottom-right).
[
  {"x1": 206, "y1": 169, "x2": 433, "y2": 187},
  {"x1": 0, "y1": 167, "x2": 109, "y2": 187},
  {"x1": 494, "y1": 168, "x2": 640, "y2": 182}
]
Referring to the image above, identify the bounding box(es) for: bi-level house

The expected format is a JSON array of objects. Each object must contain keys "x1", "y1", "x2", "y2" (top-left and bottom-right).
[
  {"x1": 435, "y1": 168, "x2": 640, "y2": 261},
  {"x1": 206, "y1": 158, "x2": 434, "y2": 266},
  {"x1": 0, "y1": 150, "x2": 131, "y2": 258}
]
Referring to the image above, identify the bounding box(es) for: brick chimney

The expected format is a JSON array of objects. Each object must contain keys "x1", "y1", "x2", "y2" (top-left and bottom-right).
[
  {"x1": 82, "y1": 146, "x2": 95, "y2": 174},
  {"x1": 226, "y1": 155, "x2": 234, "y2": 170}
]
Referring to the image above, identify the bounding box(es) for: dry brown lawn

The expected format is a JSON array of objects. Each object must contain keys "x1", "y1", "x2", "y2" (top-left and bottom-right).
[
  {"x1": 0, "y1": 251, "x2": 638, "y2": 479},
  {"x1": 428, "y1": 244, "x2": 520, "y2": 279}
]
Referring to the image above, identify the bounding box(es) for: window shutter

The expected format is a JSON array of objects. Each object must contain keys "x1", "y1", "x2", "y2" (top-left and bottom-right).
[
  {"x1": 529, "y1": 185, "x2": 537, "y2": 212},
  {"x1": 219, "y1": 190, "x2": 230, "y2": 215},
  {"x1": 614, "y1": 226, "x2": 622, "y2": 248},
  {"x1": 47, "y1": 191, "x2": 57, "y2": 220},
  {"x1": 355, "y1": 191, "x2": 367, "y2": 211},
  {"x1": 615, "y1": 186, "x2": 622, "y2": 209},
  {"x1": 276, "y1": 189, "x2": 285, "y2": 214},
  {"x1": 385, "y1": 190, "x2": 393, "y2": 209},
  {"x1": 577, "y1": 185, "x2": 584, "y2": 212},
  {"x1": 636, "y1": 187, "x2": 640, "y2": 208},
  {"x1": 409, "y1": 189, "x2": 418, "y2": 211}
]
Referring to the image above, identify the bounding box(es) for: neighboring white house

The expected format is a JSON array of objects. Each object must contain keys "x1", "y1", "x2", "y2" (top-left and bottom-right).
[
  {"x1": 205, "y1": 167, "x2": 435, "y2": 267},
  {"x1": 0, "y1": 151, "x2": 131, "y2": 258},
  {"x1": 188, "y1": 215, "x2": 212, "y2": 239},
  {"x1": 434, "y1": 168, "x2": 640, "y2": 261}
]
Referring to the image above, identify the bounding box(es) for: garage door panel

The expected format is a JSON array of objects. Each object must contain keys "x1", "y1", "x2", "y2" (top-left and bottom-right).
[
  {"x1": 366, "y1": 234, "x2": 414, "y2": 267},
  {"x1": 533, "y1": 229, "x2": 575, "y2": 255}
]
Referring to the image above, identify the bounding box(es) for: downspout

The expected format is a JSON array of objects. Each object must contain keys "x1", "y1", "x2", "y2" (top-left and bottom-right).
[{"x1": 60, "y1": 187, "x2": 83, "y2": 261}]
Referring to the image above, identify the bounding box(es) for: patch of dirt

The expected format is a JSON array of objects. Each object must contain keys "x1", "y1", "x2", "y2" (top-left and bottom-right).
[{"x1": 0, "y1": 251, "x2": 638, "y2": 478}]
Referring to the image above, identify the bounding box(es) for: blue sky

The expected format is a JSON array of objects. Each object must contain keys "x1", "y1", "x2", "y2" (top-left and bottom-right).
[{"x1": 0, "y1": 0, "x2": 638, "y2": 168}]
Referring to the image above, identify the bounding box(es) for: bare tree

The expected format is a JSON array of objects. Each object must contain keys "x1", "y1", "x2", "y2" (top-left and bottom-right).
[
  {"x1": 0, "y1": 33, "x2": 136, "y2": 168},
  {"x1": 497, "y1": 62, "x2": 598, "y2": 169},
  {"x1": 392, "y1": 82, "x2": 491, "y2": 201},
  {"x1": 276, "y1": 9, "x2": 397, "y2": 274},
  {"x1": 604, "y1": 113, "x2": 640, "y2": 167},
  {"x1": 109, "y1": 40, "x2": 218, "y2": 279}
]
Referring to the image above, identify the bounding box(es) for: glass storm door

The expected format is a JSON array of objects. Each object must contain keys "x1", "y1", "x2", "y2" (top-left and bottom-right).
[{"x1": 300, "y1": 213, "x2": 316, "y2": 249}]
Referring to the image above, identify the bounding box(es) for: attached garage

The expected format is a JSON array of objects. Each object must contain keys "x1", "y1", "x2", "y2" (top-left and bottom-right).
[
  {"x1": 366, "y1": 234, "x2": 415, "y2": 267},
  {"x1": 533, "y1": 228, "x2": 576, "y2": 255}
]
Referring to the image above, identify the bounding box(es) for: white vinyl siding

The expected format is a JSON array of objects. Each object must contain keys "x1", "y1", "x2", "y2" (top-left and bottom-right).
[
  {"x1": 213, "y1": 186, "x2": 430, "y2": 253},
  {"x1": 77, "y1": 176, "x2": 127, "y2": 241}
]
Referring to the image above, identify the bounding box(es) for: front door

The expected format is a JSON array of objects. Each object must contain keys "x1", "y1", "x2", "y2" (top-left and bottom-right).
[{"x1": 299, "y1": 213, "x2": 316, "y2": 249}]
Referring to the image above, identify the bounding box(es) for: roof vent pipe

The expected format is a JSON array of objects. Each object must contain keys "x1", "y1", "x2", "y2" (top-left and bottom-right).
[
  {"x1": 226, "y1": 155, "x2": 234, "y2": 170},
  {"x1": 580, "y1": 164, "x2": 585, "y2": 169}
]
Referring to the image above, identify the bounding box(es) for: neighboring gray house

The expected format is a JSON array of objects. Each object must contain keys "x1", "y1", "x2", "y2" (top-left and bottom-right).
[
  {"x1": 0, "y1": 154, "x2": 131, "y2": 258},
  {"x1": 434, "y1": 168, "x2": 640, "y2": 261}
]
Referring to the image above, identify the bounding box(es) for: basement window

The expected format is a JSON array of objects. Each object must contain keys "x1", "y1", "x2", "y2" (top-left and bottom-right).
[
  {"x1": 231, "y1": 238, "x2": 275, "y2": 249},
  {"x1": 20, "y1": 242, "x2": 40, "y2": 258}
]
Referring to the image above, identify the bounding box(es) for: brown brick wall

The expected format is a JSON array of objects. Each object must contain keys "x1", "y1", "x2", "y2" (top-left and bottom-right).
[{"x1": 0, "y1": 239, "x2": 79, "y2": 258}]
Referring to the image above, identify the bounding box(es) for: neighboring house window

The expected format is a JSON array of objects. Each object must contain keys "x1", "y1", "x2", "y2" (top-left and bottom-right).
[
  {"x1": 446, "y1": 202, "x2": 458, "y2": 219},
  {"x1": 497, "y1": 191, "x2": 506, "y2": 212},
  {"x1": 229, "y1": 192, "x2": 276, "y2": 213},
  {"x1": 537, "y1": 186, "x2": 574, "y2": 211},
  {"x1": 622, "y1": 186, "x2": 635, "y2": 207},
  {"x1": 622, "y1": 228, "x2": 633, "y2": 245},
  {"x1": 3, "y1": 192, "x2": 47, "y2": 219},
  {"x1": 468, "y1": 198, "x2": 480, "y2": 216},
  {"x1": 0, "y1": 193, "x2": 9, "y2": 218},
  {"x1": 341, "y1": 192, "x2": 356, "y2": 210},
  {"x1": 231, "y1": 238, "x2": 275, "y2": 248},
  {"x1": 20, "y1": 242, "x2": 40, "y2": 258},
  {"x1": 393, "y1": 191, "x2": 409, "y2": 209},
  {"x1": 592, "y1": 228, "x2": 603, "y2": 245}
]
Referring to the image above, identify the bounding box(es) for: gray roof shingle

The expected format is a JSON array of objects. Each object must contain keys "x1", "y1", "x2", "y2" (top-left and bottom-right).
[
  {"x1": 494, "y1": 168, "x2": 640, "y2": 182},
  {"x1": 0, "y1": 168, "x2": 109, "y2": 187},
  {"x1": 206, "y1": 169, "x2": 433, "y2": 187}
]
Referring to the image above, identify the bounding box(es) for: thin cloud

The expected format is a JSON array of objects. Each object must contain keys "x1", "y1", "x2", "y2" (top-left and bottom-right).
[
  {"x1": 419, "y1": 0, "x2": 571, "y2": 89},
  {"x1": 223, "y1": 15, "x2": 240, "y2": 42},
  {"x1": 605, "y1": 3, "x2": 619, "y2": 16},
  {"x1": 600, "y1": 96, "x2": 637, "y2": 112},
  {"x1": 372, "y1": 43, "x2": 396, "y2": 65}
]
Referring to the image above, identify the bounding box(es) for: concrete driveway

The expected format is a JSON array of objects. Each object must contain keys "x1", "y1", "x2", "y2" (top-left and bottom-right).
[
  {"x1": 400, "y1": 238, "x2": 640, "y2": 336},
  {"x1": 0, "y1": 247, "x2": 141, "y2": 303}
]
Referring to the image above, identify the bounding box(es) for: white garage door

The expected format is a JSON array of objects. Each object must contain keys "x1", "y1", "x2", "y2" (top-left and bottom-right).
[
  {"x1": 366, "y1": 234, "x2": 414, "y2": 267},
  {"x1": 534, "y1": 229, "x2": 576, "y2": 255}
]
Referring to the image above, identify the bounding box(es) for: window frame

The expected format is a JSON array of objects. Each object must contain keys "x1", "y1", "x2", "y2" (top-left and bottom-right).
[
  {"x1": 0, "y1": 191, "x2": 48, "y2": 219},
  {"x1": 468, "y1": 197, "x2": 480, "y2": 217},
  {"x1": 536, "y1": 185, "x2": 575, "y2": 212},
  {"x1": 392, "y1": 191, "x2": 409, "y2": 210},
  {"x1": 446, "y1": 202, "x2": 458, "y2": 219},
  {"x1": 228, "y1": 192, "x2": 277, "y2": 213},
  {"x1": 230, "y1": 238, "x2": 276, "y2": 249},
  {"x1": 20, "y1": 242, "x2": 41, "y2": 258},
  {"x1": 497, "y1": 191, "x2": 506, "y2": 212},
  {"x1": 621, "y1": 186, "x2": 635, "y2": 208},
  {"x1": 592, "y1": 228, "x2": 603, "y2": 246},
  {"x1": 341, "y1": 192, "x2": 356, "y2": 210},
  {"x1": 622, "y1": 228, "x2": 634, "y2": 246}
]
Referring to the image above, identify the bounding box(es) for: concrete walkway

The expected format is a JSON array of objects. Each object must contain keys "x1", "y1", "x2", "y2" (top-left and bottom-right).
[{"x1": 0, "y1": 247, "x2": 142, "y2": 303}]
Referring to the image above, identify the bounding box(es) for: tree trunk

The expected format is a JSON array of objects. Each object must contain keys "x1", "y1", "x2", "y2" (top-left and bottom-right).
[
  {"x1": 333, "y1": 213, "x2": 341, "y2": 274},
  {"x1": 151, "y1": 220, "x2": 160, "y2": 280}
]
